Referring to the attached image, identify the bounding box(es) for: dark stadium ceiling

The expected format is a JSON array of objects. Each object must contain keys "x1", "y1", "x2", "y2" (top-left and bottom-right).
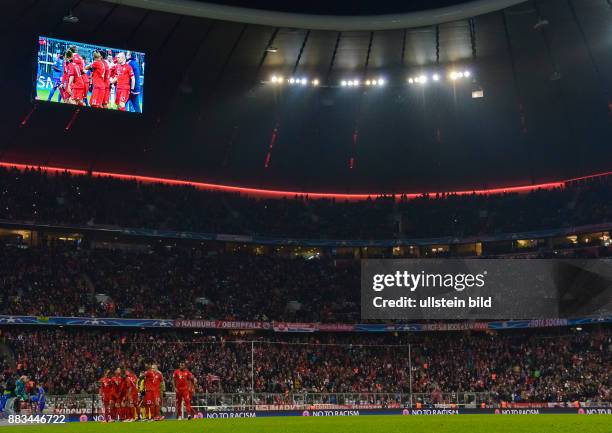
[
  {"x1": 99, "y1": 0, "x2": 528, "y2": 30},
  {"x1": 1, "y1": 0, "x2": 611, "y2": 195},
  {"x1": 193, "y1": 0, "x2": 475, "y2": 16}
]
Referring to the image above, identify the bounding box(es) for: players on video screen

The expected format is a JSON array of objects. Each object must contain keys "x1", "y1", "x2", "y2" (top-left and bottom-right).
[{"x1": 36, "y1": 37, "x2": 144, "y2": 113}]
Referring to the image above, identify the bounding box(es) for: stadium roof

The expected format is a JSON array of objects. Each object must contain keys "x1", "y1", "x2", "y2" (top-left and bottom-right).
[
  {"x1": 98, "y1": 0, "x2": 528, "y2": 30},
  {"x1": 2, "y1": 0, "x2": 611, "y2": 195}
]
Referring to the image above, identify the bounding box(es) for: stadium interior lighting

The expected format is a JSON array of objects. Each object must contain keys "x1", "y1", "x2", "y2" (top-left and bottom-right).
[
  {"x1": 271, "y1": 69, "x2": 474, "y2": 88},
  {"x1": 270, "y1": 75, "x2": 286, "y2": 84},
  {"x1": 450, "y1": 70, "x2": 471, "y2": 81},
  {"x1": 2, "y1": 161, "x2": 590, "y2": 201},
  {"x1": 365, "y1": 78, "x2": 384, "y2": 87}
]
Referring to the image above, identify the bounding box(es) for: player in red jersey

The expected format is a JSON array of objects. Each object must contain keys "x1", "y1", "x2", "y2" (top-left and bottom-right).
[
  {"x1": 85, "y1": 51, "x2": 106, "y2": 108},
  {"x1": 59, "y1": 53, "x2": 70, "y2": 102},
  {"x1": 144, "y1": 363, "x2": 165, "y2": 421},
  {"x1": 64, "y1": 51, "x2": 84, "y2": 105},
  {"x1": 110, "y1": 52, "x2": 134, "y2": 111},
  {"x1": 100, "y1": 51, "x2": 112, "y2": 108},
  {"x1": 118, "y1": 369, "x2": 132, "y2": 421},
  {"x1": 99, "y1": 370, "x2": 113, "y2": 422},
  {"x1": 173, "y1": 362, "x2": 196, "y2": 420},
  {"x1": 125, "y1": 368, "x2": 139, "y2": 422},
  {"x1": 69, "y1": 45, "x2": 89, "y2": 104},
  {"x1": 109, "y1": 368, "x2": 124, "y2": 422}
]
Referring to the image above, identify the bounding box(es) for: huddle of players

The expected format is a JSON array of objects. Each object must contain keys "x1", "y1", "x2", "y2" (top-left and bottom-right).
[
  {"x1": 98, "y1": 362, "x2": 196, "y2": 422},
  {"x1": 60, "y1": 45, "x2": 135, "y2": 111}
]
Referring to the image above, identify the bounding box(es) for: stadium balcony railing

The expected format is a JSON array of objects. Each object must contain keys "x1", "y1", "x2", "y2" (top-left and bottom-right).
[{"x1": 2, "y1": 218, "x2": 612, "y2": 249}]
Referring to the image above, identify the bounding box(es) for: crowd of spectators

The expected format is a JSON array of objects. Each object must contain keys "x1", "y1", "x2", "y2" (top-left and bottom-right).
[
  {"x1": 1, "y1": 166, "x2": 612, "y2": 239},
  {"x1": 2, "y1": 241, "x2": 611, "y2": 322},
  {"x1": 1, "y1": 167, "x2": 610, "y2": 407},
  {"x1": 0, "y1": 327, "x2": 608, "y2": 404},
  {"x1": 0, "y1": 243, "x2": 359, "y2": 322}
]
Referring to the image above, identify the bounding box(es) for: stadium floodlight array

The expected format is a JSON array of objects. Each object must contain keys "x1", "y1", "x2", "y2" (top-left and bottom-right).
[
  {"x1": 341, "y1": 79, "x2": 361, "y2": 87},
  {"x1": 407, "y1": 70, "x2": 471, "y2": 85},
  {"x1": 449, "y1": 70, "x2": 471, "y2": 81},
  {"x1": 288, "y1": 77, "x2": 308, "y2": 86},
  {"x1": 269, "y1": 75, "x2": 320, "y2": 86},
  {"x1": 407, "y1": 74, "x2": 430, "y2": 85},
  {"x1": 269, "y1": 69, "x2": 472, "y2": 87},
  {"x1": 365, "y1": 78, "x2": 386, "y2": 86}
]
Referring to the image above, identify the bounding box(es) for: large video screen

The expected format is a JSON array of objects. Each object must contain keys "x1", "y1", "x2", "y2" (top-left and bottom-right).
[{"x1": 35, "y1": 36, "x2": 145, "y2": 113}]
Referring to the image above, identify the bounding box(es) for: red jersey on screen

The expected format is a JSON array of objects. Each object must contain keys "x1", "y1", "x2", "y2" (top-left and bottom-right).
[
  {"x1": 103, "y1": 60, "x2": 111, "y2": 84},
  {"x1": 72, "y1": 53, "x2": 85, "y2": 72},
  {"x1": 61, "y1": 61, "x2": 69, "y2": 84},
  {"x1": 89, "y1": 60, "x2": 106, "y2": 88},
  {"x1": 67, "y1": 62, "x2": 83, "y2": 88},
  {"x1": 173, "y1": 369, "x2": 194, "y2": 392},
  {"x1": 115, "y1": 63, "x2": 134, "y2": 90},
  {"x1": 144, "y1": 369, "x2": 163, "y2": 393}
]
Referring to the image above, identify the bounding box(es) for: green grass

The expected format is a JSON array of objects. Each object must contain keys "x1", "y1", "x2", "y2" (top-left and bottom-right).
[
  {"x1": 3, "y1": 415, "x2": 611, "y2": 433},
  {"x1": 34, "y1": 87, "x2": 142, "y2": 112}
]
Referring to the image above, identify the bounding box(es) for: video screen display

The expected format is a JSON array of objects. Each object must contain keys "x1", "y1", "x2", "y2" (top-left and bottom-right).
[{"x1": 35, "y1": 36, "x2": 145, "y2": 113}]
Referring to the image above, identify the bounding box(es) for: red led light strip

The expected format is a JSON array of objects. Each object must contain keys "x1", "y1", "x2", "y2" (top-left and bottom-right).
[{"x1": 0, "y1": 160, "x2": 610, "y2": 201}]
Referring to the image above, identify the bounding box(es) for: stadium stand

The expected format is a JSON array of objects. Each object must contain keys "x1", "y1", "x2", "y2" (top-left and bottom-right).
[
  {"x1": 1, "y1": 0, "x2": 611, "y2": 426},
  {"x1": 0, "y1": 243, "x2": 359, "y2": 322},
  {"x1": 1, "y1": 167, "x2": 612, "y2": 239},
  {"x1": 0, "y1": 327, "x2": 609, "y2": 404}
]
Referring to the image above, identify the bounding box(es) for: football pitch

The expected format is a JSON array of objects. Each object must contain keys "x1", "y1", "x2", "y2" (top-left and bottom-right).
[
  {"x1": 34, "y1": 87, "x2": 143, "y2": 112},
  {"x1": 3, "y1": 415, "x2": 611, "y2": 433}
]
